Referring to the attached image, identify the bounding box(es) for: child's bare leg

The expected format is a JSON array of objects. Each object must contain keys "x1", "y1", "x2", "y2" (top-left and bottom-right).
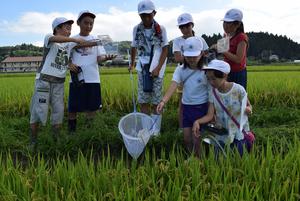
[
  {"x1": 68, "y1": 112, "x2": 77, "y2": 132},
  {"x1": 85, "y1": 111, "x2": 97, "y2": 128},
  {"x1": 183, "y1": 127, "x2": 193, "y2": 154},
  {"x1": 30, "y1": 122, "x2": 39, "y2": 145},
  {"x1": 140, "y1": 103, "x2": 150, "y2": 115}
]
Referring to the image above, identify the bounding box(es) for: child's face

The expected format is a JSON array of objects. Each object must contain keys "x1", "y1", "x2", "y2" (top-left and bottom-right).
[
  {"x1": 57, "y1": 23, "x2": 72, "y2": 37},
  {"x1": 185, "y1": 53, "x2": 202, "y2": 68},
  {"x1": 78, "y1": 16, "x2": 94, "y2": 36},
  {"x1": 179, "y1": 23, "x2": 193, "y2": 36},
  {"x1": 223, "y1": 21, "x2": 239, "y2": 35},
  {"x1": 139, "y1": 12, "x2": 155, "y2": 28},
  {"x1": 206, "y1": 71, "x2": 226, "y2": 88}
]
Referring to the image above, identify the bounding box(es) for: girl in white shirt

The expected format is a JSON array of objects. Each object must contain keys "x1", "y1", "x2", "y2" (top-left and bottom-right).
[
  {"x1": 157, "y1": 37, "x2": 210, "y2": 157},
  {"x1": 172, "y1": 13, "x2": 209, "y2": 129},
  {"x1": 192, "y1": 59, "x2": 253, "y2": 156}
]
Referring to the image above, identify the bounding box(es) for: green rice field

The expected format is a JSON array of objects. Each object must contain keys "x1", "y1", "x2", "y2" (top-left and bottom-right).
[{"x1": 0, "y1": 65, "x2": 299, "y2": 200}]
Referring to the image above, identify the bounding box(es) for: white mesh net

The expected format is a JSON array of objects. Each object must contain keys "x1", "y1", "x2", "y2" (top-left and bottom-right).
[{"x1": 118, "y1": 112, "x2": 154, "y2": 159}]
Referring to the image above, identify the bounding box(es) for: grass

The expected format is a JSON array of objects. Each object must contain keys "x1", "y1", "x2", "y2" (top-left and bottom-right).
[{"x1": 0, "y1": 65, "x2": 299, "y2": 200}]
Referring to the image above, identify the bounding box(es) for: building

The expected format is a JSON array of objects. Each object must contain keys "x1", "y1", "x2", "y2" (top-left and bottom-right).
[{"x1": 0, "y1": 56, "x2": 42, "y2": 73}]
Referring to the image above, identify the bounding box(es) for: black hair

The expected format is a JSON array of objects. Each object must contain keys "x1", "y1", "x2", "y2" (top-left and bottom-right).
[
  {"x1": 233, "y1": 21, "x2": 244, "y2": 34},
  {"x1": 183, "y1": 54, "x2": 206, "y2": 70},
  {"x1": 53, "y1": 23, "x2": 64, "y2": 35},
  {"x1": 205, "y1": 69, "x2": 226, "y2": 78}
]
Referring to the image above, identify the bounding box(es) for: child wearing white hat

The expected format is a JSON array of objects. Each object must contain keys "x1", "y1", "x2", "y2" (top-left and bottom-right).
[
  {"x1": 172, "y1": 12, "x2": 209, "y2": 129},
  {"x1": 157, "y1": 37, "x2": 210, "y2": 157},
  {"x1": 193, "y1": 59, "x2": 254, "y2": 156},
  {"x1": 67, "y1": 10, "x2": 115, "y2": 133},
  {"x1": 29, "y1": 17, "x2": 87, "y2": 147},
  {"x1": 129, "y1": 0, "x2": 169, "y2": 135},
  {"x1": 211, "y1": 8, "x2": 249, "y2": 90}
]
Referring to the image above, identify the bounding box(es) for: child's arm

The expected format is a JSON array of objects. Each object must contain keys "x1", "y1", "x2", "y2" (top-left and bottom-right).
[
  {"x1": 222, "y1": 41, "x2": 247, "y2": 64},
  {"x1": 97, "y1": 55, "x2": 117, "y2": 63},
  {"x1": 245, "y1": 98, "x2": 253, "y2": 115},
  {"x1": 192, "y1": 103, "x2": 215, "y2": 137},
  {"x1": 49, "y1": 35, "x2": 85, "y2": 44},
  {"x1": 156, "y1": 81, "x2": 178, "y2": 114},
  {"x1": 151, "y1": 45, "x2": 169, "y2": 77},
  {"x1": 174, "y1": 51, "x2": 184, "y2": 63}
]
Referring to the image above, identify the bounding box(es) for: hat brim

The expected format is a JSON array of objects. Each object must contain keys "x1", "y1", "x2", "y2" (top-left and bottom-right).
[
  {"x1": 183, "y1": 50, "x2": 201, "y2": 57},
  {"x1": 177, "y1": 21, "x2": 192, "y2": 26},
  {"x1": 138, "y1": 10, "x2": 154, "y2": 14},
  {"x1": 221, "y1": 17, "x2": 240, "y2": 22},
  {"x1": 203, "y1": 66, "x2": 229, "y2": 74},
  {"x1": 54, "y1": 19, "x2": 74, "y2": 30}
]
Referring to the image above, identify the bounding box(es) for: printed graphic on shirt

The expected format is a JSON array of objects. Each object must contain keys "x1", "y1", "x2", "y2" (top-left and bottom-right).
[{"x1": 52, "y1": 48, "x2": 69, "y2": 71}]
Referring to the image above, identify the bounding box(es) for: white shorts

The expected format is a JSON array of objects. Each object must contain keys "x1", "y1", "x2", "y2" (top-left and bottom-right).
[{"x1": 30, "y1": 79, "x2": 65, "y2": 125}]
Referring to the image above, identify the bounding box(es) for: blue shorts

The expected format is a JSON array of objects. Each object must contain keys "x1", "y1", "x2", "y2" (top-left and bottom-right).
[
  {"x1": 182, "y1": 103, "x2": 208, "y2": 128},
  {"x1": 68, "y1": 83, "x2": 102, "y2": 113},
  {"x1": 228, "y1": 68, "x2": 247, "y2": 90}
]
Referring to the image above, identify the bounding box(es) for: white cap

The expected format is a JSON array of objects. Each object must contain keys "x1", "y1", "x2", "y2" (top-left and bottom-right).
[
  {"x1": 203, "y1": 59, "x2": 231, "y2": 74},
  {"x1": 77, "y1": 10, "x2": 96, "y2": 21},
  {"x1": 222, "y1": 8, "x2": 243, "y2": 22},
  {"x1": 138, "y1": 0, "x2": 155, "y2": 14},
  {"x1": 177, "y1": 13, "x2": 194, "y2": 26},
  {"x1": 52, "y1": 17, "x2": 74, "y2": 31},
  {"x1": 183, "y1": 37, "x2": 203, "y2": 57}
]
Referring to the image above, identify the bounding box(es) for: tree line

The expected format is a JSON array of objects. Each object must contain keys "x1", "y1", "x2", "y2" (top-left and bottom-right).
[{"x1": 1, "y1": 32, "x2": 299, "y2": 63}]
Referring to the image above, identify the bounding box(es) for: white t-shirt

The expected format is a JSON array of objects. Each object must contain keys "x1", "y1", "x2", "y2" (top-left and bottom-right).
[
  {"x1": 70, "y1": 34, "x2": 106, "y2": 83},
  {"x1": 209, "y1": 83, "x2": 250, "y2": 144},
  {"x1": 131, "y1": 24, "x2": 168, "y2": 78},
  {"x1": 172, "y1": 65, "x2": 209, "y2": 105},
  {"x1": 172, "y1": 35, "x2": 209, "y2": 54},
  {"x1": 37, "y1": 34, "x2": 76, "y2": 80}
]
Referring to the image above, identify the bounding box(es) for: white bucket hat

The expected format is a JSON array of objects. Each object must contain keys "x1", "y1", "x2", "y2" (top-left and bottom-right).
[
  {"x1": 138, "y1": 0, "x2": 156, "y2": 14},
  {"x1": 222, "y1": 8, "x2": 243, "y2": 22},
  {"x1": 52, "y1": 17, "x2": 74, "y2": 31},
  {"x1": 203, "y1": 59, "x2": 231, "y2": 74},
  {"x1": 183, "y1": 37, "x2": 203, "y2": 57},
  {"x1": 177, "y1": 13, "x2": 194, "y2": 26}
]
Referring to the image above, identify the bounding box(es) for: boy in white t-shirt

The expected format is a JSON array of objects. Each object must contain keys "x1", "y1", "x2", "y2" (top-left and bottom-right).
[
  {"x1": 68, "y1": 10, "x2": 115, "y2": 133},
  {"x1": 29, "y1": 17, "x2": 86, "y2": 147},
  {"x1": 129, "y1": 0, "x2": 169, "y2": 134}
]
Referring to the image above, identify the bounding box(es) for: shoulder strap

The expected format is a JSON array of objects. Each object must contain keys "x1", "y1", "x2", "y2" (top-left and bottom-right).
[
  {"x1": 149, "y1": 45, "x2": 154, "y2": 66},
  {"x1": 183, "y1": 69, "x2": 197, "y2": 84},
  {"x1": 212, "y1": 88, "x2": 247, "y2": 135}
]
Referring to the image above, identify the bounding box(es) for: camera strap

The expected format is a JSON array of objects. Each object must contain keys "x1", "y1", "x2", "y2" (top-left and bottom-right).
[{"x1": 143, "y1": 45, "x2": 154, "y2": 71}]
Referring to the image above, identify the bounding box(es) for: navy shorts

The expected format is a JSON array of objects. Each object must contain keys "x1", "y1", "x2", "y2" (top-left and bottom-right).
[
  {"x1": 68, "y1": 83, "x2": 102, "y2": 113},
  {"x1": 228, "y1": 68, "x2": 247, "y2": 90},
  {"x1": 182, "y1": 103, "x2": 208, "y2": 128}
]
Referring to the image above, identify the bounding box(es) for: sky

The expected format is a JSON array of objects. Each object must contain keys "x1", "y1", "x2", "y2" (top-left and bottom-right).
[{"x1": 0, "y1": 0, "x2": 299, "y2": 47}]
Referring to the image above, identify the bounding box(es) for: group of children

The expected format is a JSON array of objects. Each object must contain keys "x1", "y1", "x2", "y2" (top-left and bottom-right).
[{"x1": 30, "y1": 0, "x2": 254, "y2": 156}]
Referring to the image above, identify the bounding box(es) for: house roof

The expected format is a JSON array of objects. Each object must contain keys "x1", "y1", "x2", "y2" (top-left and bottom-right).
[{"x1": 2, "y1": 56, "x2": 43, "y2": 63}]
